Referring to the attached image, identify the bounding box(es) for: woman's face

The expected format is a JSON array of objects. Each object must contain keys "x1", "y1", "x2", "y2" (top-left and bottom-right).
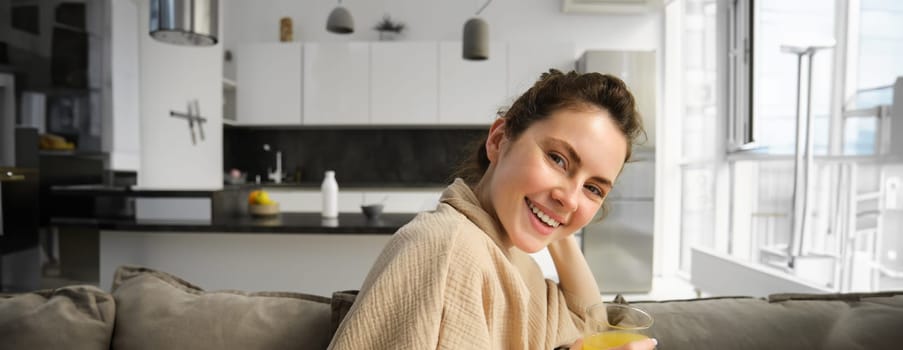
[{"x1": 481, "y1": 108, "x2": 627, "y2": 253}]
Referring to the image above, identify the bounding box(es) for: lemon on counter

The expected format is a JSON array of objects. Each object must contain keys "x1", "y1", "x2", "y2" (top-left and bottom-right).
[
  {"x1": 248, "y1": 190, "x2": 276, "y2": 205},
  {"x1": 256, "y1": 191, "x2": 274, "y2": 205}
]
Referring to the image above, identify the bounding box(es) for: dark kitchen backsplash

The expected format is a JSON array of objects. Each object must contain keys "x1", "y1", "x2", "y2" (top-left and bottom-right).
[{"x1": 223, "y1": 127, "x2": 487, "y2": 186}]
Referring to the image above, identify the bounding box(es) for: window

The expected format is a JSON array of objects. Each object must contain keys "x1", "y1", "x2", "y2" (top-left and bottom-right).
[
  {"x1": 856, "y1": 0, "x2": 903, "y2": 91},
  {"x1": 677, "y1": 0, "x2": 903, "y2": 293},
  {"x1": 752, "y1": 0, "x2": 835, "y2": 154}
]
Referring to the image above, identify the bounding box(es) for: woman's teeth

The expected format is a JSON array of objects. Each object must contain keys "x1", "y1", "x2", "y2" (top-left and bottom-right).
[{"x1": 528, "y1": 201, "x2": 560, "y2": 228}]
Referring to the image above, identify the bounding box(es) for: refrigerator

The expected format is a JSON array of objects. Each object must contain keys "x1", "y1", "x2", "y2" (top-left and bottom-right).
[
  {"x1": 578, "y1": 50, "x2": 657, "y2": 294},
  {"x1": 582, "y1": 156, "x2": 655, "y2": 293}
]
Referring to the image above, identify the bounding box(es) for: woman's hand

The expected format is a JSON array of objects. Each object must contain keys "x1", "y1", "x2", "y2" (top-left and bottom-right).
[
  {"x1": 547, "y1": 236, "x2": 601, "y2": 308},
  {"x1": 570, "y1": 337, "x2": 658, "y2": 350}
]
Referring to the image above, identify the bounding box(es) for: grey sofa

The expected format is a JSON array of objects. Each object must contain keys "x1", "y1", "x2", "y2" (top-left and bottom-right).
[{"x1": 2, "y1": 265, "x2": 902, "y2": 350}]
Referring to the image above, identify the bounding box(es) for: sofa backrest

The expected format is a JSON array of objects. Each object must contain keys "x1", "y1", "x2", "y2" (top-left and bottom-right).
[
  {"x1": 3, "y1": 266, "x2": 902, "y2": 350},
  {"x1": 634, "y1": 292, "x2": 903, "y2": 350}
]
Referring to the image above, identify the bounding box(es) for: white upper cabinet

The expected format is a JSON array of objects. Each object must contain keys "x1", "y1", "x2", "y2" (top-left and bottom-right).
[
  {"x1": 303, "y1": 43, "x2": 370, "y2": 125},
  {"x1": 506, "y1": 42, "x2": 576, "y2": 101},
  {"x1": 236, "y1": 43, "x2": 303, "y2": 125},
  {"x1": 370, "y1": 42, "x2": 439, "y2": 125},
  {"x1": 233, "y1": 41, "x2": 576, "y2": 127},
  {"x1": 438, "y1": 42, "x2": 507, "y2": 125}
]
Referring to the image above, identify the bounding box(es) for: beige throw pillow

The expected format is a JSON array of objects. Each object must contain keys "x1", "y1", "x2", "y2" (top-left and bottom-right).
[
  {"x1": 110, "y1": 265, "x2": 334, "y2": 350},
  {"x1": 0, "y1": 285, "x2": 115, "y2": 350}
]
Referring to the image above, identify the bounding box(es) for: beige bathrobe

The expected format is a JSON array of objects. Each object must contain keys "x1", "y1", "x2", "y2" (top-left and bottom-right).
[{"x1": 328, "y1": 179, "x2": 593, "y2": 349}]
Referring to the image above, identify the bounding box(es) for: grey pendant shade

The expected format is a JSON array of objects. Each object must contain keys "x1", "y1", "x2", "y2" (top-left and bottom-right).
[
  {"x1": 150, "y1": 0, "x2": 219, "y2": 46},
  {"x1": 326, "y1": 6, "x2": 354, "y2": 34},
  {"x1": 462, "y1": 17, "x2": 489, "y2": 60},
  {"x1": 463, "y1": 0, "x2": 493, "y2": 60}
]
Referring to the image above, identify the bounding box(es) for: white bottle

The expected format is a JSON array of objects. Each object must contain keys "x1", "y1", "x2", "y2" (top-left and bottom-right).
[{"x1": 321, "y1": 170, "x2": 339, "y2": 219}]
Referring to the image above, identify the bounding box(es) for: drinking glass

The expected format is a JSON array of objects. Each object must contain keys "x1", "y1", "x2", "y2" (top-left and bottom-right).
[{"x1": 583, "y1": 302, "x2": 654, "y2": 350}]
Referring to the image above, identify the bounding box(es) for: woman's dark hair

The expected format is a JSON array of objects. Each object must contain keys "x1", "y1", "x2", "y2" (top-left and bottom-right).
[{"x1": 454, "y1": 69, "x2": 646, "y2": 186}]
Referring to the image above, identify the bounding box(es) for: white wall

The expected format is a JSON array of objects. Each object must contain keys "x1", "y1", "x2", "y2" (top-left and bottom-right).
[
  {"x1": 105, "y1": 0, "x2": 141, "y2": 171},
  {"x1": 658, "y1": 0, "x2": 683, "y2": 279},
  {"x1": 222, "y1": 0, "x2": 661, "y2": 79},
  {"x1": 137, "y1": 1, "x2": 223, "y2": 189}
]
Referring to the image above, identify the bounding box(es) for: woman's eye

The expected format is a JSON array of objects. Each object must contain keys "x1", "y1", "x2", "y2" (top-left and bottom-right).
[
  {"x1": 548, "y1": 153, "x2": 566, "y2": 168},
  {"x1": 585, "y1": 185, "x2": 605, "y2": 198}
]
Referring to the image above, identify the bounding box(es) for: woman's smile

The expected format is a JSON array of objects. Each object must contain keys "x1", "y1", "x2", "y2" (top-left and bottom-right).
[{"x1": 525, "y1": 198, "x2": 561, "y2": 237}]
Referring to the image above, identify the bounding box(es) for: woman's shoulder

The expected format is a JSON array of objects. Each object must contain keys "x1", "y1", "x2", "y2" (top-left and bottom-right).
[{"x1": 392, "y1": 203, "x2": 497, "y2": 256}]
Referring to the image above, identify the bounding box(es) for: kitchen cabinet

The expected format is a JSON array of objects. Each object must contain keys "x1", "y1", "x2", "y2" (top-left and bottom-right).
[
  {"x1": 233, "y1": 41, "x2": 575, "y2": 127},
  {"x1": 100, "y1": 231, "x2": 392, "y2": 298},
  {"x1": 438, "y1": 42, "x2": 507, "y2": 125},
  {"x1": 236, "y1": 43, "x2": 303, "y2": 125},
  {"x1": 507, "y1": 42, "x2": 575, "y2": 101},
  {"x1": 370, "y1": 42, "x2": 439, "y2": 125},
  {"x1": 303, "y1": 43, "x2": 370, "y2": 125}
]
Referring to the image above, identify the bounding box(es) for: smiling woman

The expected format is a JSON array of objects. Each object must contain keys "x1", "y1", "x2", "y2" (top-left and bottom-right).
[
  {"x1": 475, "y1": 108, "x2": 628, "y2": 254},
  {"x1": 328, "y1": 70, "x2": 651, "y2": 350}
]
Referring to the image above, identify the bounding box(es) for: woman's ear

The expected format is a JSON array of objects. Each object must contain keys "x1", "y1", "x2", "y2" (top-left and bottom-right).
[{"x1": 485, "y1": 118, "x2": 507, "y2": 163}]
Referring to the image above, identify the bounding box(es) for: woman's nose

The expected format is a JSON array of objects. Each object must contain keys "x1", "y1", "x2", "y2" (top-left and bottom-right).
[{"x1": 551, "y1": 181, "x2": 580, "y2": 212}]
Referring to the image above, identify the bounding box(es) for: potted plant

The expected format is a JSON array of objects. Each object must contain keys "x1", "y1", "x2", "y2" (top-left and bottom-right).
[{"x1": 373, "y1": 14, "x2": 405, "y2": 41}]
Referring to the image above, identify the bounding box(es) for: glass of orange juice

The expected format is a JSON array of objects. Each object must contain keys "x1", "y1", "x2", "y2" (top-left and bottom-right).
[{"x1": 582, "y1": 302, "x2": 654, "y2": 350}]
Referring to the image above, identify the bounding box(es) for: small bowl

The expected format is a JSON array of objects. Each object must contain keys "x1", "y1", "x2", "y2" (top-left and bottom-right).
[
  {"x1": 249, "y1": 203, "x2": 280, "y2": 217},
  {"x1": 361, "y1": 204, "x2": 384, "y2": 220}
]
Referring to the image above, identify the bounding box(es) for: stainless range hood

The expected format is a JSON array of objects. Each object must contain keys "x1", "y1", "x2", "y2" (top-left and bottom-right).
[{"x1": 150, "y1": 0, "x2": 219, "y2": 47}]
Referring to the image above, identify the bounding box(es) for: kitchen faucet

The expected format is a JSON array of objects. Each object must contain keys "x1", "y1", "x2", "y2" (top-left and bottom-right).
[{"x1": 263, "y1": 144, "x2": 283, "y2": 184}]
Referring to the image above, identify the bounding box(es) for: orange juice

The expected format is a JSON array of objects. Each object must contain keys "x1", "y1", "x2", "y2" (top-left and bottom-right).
[{"x1": 583, "y1": 331, "x2": 649, "y2": 350}]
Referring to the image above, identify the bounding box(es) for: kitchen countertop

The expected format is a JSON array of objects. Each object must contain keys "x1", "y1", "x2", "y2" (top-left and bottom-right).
[
  {"x1": 51, "y1": 183, "x2": 447, "y2": 196},
  {"x1": 52, "y1": 212, "x2": 418, "y2": 234},
  {"x1": 51, "y1": 184, "x2": 218, "y2": 197},
  {"x1": 226, "y1": 181, "x2": 448, "y2": 190}
]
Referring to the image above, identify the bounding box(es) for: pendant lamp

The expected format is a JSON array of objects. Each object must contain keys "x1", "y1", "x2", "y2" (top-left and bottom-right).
[
  {"x1": 150, "y1": 0, "x2": 219, "y2": 46},
  {"x1": 327, "y1": 0, "x2": 354, "y2": 34},
  {"x1": 463, "y1": 0, "x2": 493, "y2": 60}
]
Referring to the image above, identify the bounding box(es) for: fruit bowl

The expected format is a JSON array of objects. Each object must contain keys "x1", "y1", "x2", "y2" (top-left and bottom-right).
[{"x1": 249, "y1": 203, "x2": 280, "y2": 217}]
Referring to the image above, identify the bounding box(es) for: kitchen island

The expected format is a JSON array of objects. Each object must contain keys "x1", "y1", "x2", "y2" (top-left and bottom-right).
[{"x1": 53, "y1": 212, "x2": 418, "y2": 296}]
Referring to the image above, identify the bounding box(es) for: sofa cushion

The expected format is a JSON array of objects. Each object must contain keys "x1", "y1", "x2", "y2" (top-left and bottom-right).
[
  {"x1": 770, "y1": 291, "x2": 903, "y2": 350},
  {"x1": 110, "y1": 265, "x2": 334, "y2": 350},
  {"x1": 0, "y1": 285, "x2": 115, "y2": 350},
  {"x1": 330, "y1": 290, "x2": 359, "y2": 333},
  {"x1": 634, "y1": 291, "x2": 903, "y2": 350}
]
